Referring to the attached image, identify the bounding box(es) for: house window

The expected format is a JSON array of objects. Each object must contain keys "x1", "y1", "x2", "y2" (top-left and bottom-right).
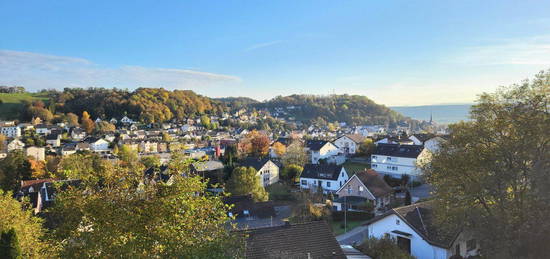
[
  {"x1": 387, "y1": 157, "x2": 392, "y2": 161},
  {"x1": 467, "y1": 239, "x2": 477, "y2": 251},
  {"x1": 359, "y1": 186, "x2": 364, "y2": 195},
  {"x1": 347, "y1": 186, "x2": 352, "y2": 194},
  {"x1": 372, "y1": 164, "x2": 377, "y2": 168},
  {"x1": 455, "y1": 244, "x2": 461, "y2": 255},
  {"x1": 301, "y1": 180, "x2": 307, "y2": 186},
  {"x1": 372, "y1": 155, "x2": 377, "y2": 159},
  {"x1": 327, "y1": 182, "x2": 331, "y2": 187},
  {"x1": 396, "y1": 219, "x2": 400, "y2": 225}
]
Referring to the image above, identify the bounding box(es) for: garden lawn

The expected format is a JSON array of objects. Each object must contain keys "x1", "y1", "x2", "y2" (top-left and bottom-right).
[{"x1": 343, "y1": 161, "x2": 370, "y2": 176}]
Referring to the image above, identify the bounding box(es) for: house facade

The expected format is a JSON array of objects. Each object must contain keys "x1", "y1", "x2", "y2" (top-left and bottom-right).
[
  {"x1": 335, "y1": 169, "x2": 392, "y2": 211},
  {"x1": 89, "y1": 138, "x2": 110, "y2": 152},
  {"x1": 371, "y1": 144, "x2": 425, "y2": 178},
  {"x1": 300, "y1": 164, "x2": 349, "y2": 193},
  {"x1": 333, "y1": 134, "x2": 366, "y2": 155},
  {"x1": 366, "y1": 202, "x2": 479, "y2": 259},
  {"x1": 1, "y1": 126, "x2": 21, "y2": 138},
  {"x1": 7, "y1": 139, "x2": 25, "y2": 151},
  {"x1": 306, "y1": 140, "x2": 340, "y2": 164},
  {"x1": 26, "y1": 146, "x2": 45, "y2": 161},
  {"x1": 240, "y1": 158, "x2": 280, "y2": 187}
]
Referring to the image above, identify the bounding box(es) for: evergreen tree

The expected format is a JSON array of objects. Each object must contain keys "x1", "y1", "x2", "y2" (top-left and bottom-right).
[{"x1": 0, "y1": 228, "x2": 22, "y2": 259}]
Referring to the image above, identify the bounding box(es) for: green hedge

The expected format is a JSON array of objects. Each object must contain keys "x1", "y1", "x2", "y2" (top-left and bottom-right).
[{"x1": 332, "y1": 211, "x2": 373, "y2": 221}]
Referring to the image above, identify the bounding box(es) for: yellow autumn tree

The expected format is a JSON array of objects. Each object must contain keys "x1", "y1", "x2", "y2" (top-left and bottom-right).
[
  {"x1": 81, "y1": 111, "x2": 95, "y2": 134},
  {"x1": 272, "y1": 142, "x2": 286, "y2": 157}
]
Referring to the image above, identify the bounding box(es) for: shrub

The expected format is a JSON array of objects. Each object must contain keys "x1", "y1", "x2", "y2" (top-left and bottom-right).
[
  {"x1": 355, "y1": 236, "x2": 414, "y2": 259},
  {"x1": 266, "y1": 182, "x2": 295, "y2": 201}
]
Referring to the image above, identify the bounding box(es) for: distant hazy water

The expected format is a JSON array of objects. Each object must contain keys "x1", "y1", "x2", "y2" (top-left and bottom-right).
[{"x1": 391, "y1": 104, "x2": 472, "y2": 124}]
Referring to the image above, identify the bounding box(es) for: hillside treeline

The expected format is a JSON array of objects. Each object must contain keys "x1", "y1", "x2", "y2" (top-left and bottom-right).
[
  {"x1": 253, "y1": 94, "x2": 406, "y2": 126},
  {"x1": 49, "y1": 88, "x2": 225, "y2": 123}
]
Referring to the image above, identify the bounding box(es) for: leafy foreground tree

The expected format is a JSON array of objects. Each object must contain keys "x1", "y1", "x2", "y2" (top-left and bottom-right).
[
  {"x1": 355, "y1": 236, "x2": 414, "y2": 259},
  {"x1": 48, "y1": 156, "x2": 243, "y2": 258},
  {"x1": 227, "y1": 166, "x2": 268, "y2": 202},
  {"x1": 0, "y1": 228, "x2": 22, "y2": 259},
  {"x1": 0, "y1": 190, "x2": 50, "y2": 257},
  {"x1": 0, "y1": 150, "x2": 32, "y2": 193},
  {"x1": 423, "y1": 70, "x2": 550, "y2": 258}
]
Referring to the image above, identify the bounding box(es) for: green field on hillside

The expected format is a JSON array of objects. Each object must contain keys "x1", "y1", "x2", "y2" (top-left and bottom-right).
[{"x1": 0, "y1": 93, "x2": 50, "y2": 120}]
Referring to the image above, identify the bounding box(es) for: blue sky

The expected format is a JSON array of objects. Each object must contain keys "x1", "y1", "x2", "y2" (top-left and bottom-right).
[{"x1": 1, "y1": 0, "x2": 549, "y2": 105}]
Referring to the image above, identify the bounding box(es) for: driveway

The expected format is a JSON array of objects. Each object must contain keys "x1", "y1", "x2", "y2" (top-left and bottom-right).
[
  {"x1": 336, "y1": 225, "x2": 369, "y2": 246},
  {"x1": 409, "y1": 184, "x2": 432, "y2": 201}
]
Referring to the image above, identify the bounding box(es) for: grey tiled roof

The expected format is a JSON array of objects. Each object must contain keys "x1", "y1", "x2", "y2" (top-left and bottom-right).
[{"x1": 244, "y1": 221, "x2": 346, "y2": 259}]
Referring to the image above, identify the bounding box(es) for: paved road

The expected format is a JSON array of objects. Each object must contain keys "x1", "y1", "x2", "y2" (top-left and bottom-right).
[
  {"x1": 336, "y1": 225, "x2": 369, "y2": 246},
  {"x1": 410, "y1": 184, "x2": 432, "y2": 201}
]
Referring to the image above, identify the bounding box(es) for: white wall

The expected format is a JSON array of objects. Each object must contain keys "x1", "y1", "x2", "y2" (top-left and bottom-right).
[
  {"x1": 1, "y1": 126, "x2": 21, "y2": 138},
  {"x1": 368, "y1": 214, "x2": 449, "y2": 259},
  {"x1": 257, "y1": 161, "x2": 279, "y2": 187},
  {"x1": 334, "y1": 136, "x2": 358, "y2": 155},
  {"x1": 310, "y1": 143, "x2": 340, "y2": 164},
  {"x1": 92, "y1": 139, "x2": 110, "y2": 151},
  {"x1": 371, "y1": 155, "x2": 420, "y2": 177},
  {"x1": 300, "y1": 168, "x2": 348, "y2": 192}
]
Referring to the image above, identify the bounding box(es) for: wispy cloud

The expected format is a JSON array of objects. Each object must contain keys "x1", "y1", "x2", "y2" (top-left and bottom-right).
[
  {"x1": 452, "y1": 35, "x2": 550, "y2": 66},
  {"x1": 0, "y1": 50, "x2": 241, "y2": 91},
  {"x1": 244, "y1": 40, "x2": 284, "y2": 52}
]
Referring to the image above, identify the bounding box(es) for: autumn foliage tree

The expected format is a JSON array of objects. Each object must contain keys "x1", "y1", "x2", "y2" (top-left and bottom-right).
[
  {"x1": 49, "y1": 153, "x2": 242, "y2": 258},
  {"x1": 272, "y1": 141, "x2": 286, "y2": 157},
  {"x1": 240, "y1": 130, "x2": 270, "y2": 158},
  {"x1": 80, "y1": 111, "x2": 95, "y2": 134},
  {"x1": 423, "y1": 70, "x2": 550, "y2": 258},
  {"x1": 65, "y1": 112, "x2": 79, "y2": 127},
  {"x1": 0, "y1": 190, "x2": 49, "y2": 257},
  {"x1": 29, "y1": 159, "x2": 47, "y2": 179}
]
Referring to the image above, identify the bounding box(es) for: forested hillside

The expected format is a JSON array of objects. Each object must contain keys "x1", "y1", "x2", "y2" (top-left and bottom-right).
[
  {"x1": 0, "y1": 89, "x2": 408, "y2": 126},
  {"x1": 252, "y1": 94, "x2": 406, "y2": 126},
  {"x1": 214, "y1": 97, "x2": 259, "y2": 111},
  {"x1": 51, "y1": 88, "x2": 225, "y2": 123}
]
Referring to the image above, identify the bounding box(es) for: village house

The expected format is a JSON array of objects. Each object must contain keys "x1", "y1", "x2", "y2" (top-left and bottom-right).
[
  {"x1": 61, "y1": 143, "x2": 77, "y2": 156},
  {"x1": 305, "y1": 140, "x2": 340, "y2": 164},
  {"x1": 7, "y1": 138, "x2": 25, "y2": 151},
  {"x1": 371, "y1": 143, "x2": 426, "y2": 179},
  {"x1": 70, "y1": 127, "x2": 86, "y2": 141},
  {"x1": 35, "y1": 124, "x2": 51, "y2": 135},
  {"x1": 1, "y1": 125, "x2": 21, "y2": 138},
  {"x1": 46, "y1": 133, "x2": 61, "y2": 147},
  {"x1": 87, "y1": 137, "x2": 110, "y2": 153},
  {"x1": 365, "y1": 202, "x2": 479, "y2": 259},
  {"x1": 239, "y1": 157, "x2": 280, "y2": 187},
  {"x1": 242, "y1": 221, "x2": 346, "y2": 259},
  {"x1": 408, "y1": 134, "x2": 436, "y2": 146},
  {"x1": 120, "y1": 116, "x2": 135, "y2": 124},
  {"x1": 191, "y1": 160, "x2": 225, "y2": 192},
  {"x1": 299, "y1": 164, "x2": 349, "y2": 193},
  {"x1": 333, "y1": 134, "x2": 367, "y2": 155},
  {"x1": 334, "y1": 169, "x2": 393, "y2": 213},
  {"x1": 25, "y1": 146, "x2": 46, "y2": 161}
]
